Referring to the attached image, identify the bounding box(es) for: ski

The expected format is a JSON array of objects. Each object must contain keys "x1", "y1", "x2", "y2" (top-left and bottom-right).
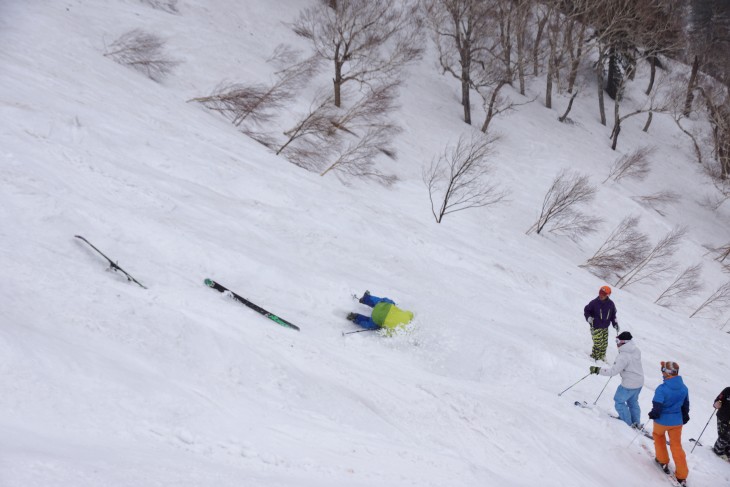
[
  {"x1": 574, "y1": 400, "x2": 592, "y2": 409},
  {"x1": 689, "y1": 438, "x2": 703, "y2": 447},
  {"x1": 75, "y1": 235, "x2": 146, "y2": 289},
  {"x1": 204, "y1": 279, "x2": 300, "y2": 331},
  {"x1": 641, "y1": 444, "x2": 682, "y2": 486}
]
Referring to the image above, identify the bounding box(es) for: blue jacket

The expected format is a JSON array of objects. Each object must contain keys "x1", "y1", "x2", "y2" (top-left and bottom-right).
[
  {"x1": 649, "y1": 375, "x2": 690, "y2": 426},
  {"x1": 583, "y1": 297, "x2": 617, "y2": 329}
]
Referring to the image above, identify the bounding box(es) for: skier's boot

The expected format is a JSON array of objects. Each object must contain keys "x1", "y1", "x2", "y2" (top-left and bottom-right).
[
  {"x1": 358, "y1": 291, "x2": 370, "y2": 304},
  {"x1": 654, "y1": 459, "x2": 670, "y2": 474},
  {"x1": 346, "y1": 312, "x2": 357, "y2": 322}
]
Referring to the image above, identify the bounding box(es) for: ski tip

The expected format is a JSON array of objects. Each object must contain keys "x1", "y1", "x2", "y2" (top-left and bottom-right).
[{"x1": 204, "y1": 278, "x2": 214, "y2": 287}]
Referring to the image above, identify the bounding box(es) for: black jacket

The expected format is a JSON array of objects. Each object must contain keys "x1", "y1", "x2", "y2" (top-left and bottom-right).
[{"x1": 716, "y1": 387, "x2": 730, "y2": 422}]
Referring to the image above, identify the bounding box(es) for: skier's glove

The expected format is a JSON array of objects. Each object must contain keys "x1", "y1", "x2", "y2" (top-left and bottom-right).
[
  {"x1": 682, "y1": 413, "x2": 690, "y2": 424},
  {"x1": 613, "y1": 322, "x2": 619, "y2": 332},
  {"x1": 587, "y1": 316, "x2": 594, "y2": 325},
  {"x1": 589, "y1": 366, "x2": 601, "y2": 375}
]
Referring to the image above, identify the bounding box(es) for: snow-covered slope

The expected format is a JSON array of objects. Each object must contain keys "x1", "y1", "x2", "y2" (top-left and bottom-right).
[{"x1": 1, "y1": 1, "x2": 729, "y2": 486}]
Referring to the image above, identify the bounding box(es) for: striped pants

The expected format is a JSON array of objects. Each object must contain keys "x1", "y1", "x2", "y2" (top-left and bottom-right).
[
  {"x1": 590, "y1": 326, "x2": 608, "y2": 361},
  {"x1": 714, "y1": 418, "x2": 730, "y2": 456}
]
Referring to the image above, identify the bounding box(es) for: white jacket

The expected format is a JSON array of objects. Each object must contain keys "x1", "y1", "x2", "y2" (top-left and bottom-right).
[{"x1": 599, "y1": 340, "x2": 644, "y2": 389}]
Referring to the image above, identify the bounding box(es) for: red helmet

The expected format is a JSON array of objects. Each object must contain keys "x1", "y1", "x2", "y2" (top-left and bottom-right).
[{"x1": 599, "y1": 285, "x2": 612, "y2": 296}]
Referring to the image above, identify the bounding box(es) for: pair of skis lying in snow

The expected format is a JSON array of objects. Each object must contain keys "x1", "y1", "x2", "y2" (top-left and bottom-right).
[{"x1": 75, "y1": 235, "x2": 300, "y2": 331}]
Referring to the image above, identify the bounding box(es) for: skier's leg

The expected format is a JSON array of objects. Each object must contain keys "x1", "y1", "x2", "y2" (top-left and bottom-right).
[
  {"x1": 714, "y1": 419, "x2": 730, "y2": 456},
  {"x1": 653, "y1": 423, "x2": 670, "y2": 465},
  {"x1": 613, "y1": 385, "x2": 632, "y2": 426},
  {"x1": 351, "y1": 313, "x2": 380, "y2": 330},
  {"x1": 591, "y1": 327, "x2": 608, "y2": 361},
  {"x1": 667, "y1": 425, "x2": 688, "y2": 481},
  {"x1": 360, "y1": 293, "x2": 395, "y2": 308},
  {"x1": 626, "y1": 386, "x2": 642, "y2": 425}
]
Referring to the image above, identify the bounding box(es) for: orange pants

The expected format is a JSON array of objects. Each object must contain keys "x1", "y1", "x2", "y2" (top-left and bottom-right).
[{"x1": 653, "y1": 423, "x2": 688, "y2": 480}]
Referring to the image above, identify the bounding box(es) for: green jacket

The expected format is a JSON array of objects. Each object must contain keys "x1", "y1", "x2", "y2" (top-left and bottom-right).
[{"x1": 371, "y1": 302, "x2": 414, "y2": 330}]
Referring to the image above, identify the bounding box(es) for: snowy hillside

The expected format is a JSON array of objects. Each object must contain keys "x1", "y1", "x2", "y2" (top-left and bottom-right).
[{"x1": 1, "y1": 1, "x2": 729, "y2": 486}]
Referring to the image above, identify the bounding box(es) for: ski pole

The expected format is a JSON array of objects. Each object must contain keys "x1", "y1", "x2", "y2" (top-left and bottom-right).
[
  {"x1": 628, "y1": 419, "x2": 652, "y2": 447},
  {"x1": 558, "y1": 373, "x2": 591, "y2": 396},
  {"x1": 342, "y1": 328, "x2": 379, "y2": 336},
  {"x1": 593, "y1": 376, "x2": 613, "y2": 405},
  {"x1": 690, "y1": 409, "x2": 716, "y2": 454}
]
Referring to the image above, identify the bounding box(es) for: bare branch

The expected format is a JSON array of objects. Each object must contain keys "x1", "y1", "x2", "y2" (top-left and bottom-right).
[
  {"x1": 189, "y1": 47, "x2": 320, "y2": 127},
  {"x1": 104, "y1": 29, "x2": 179, "y2": 82},
  {"x1": 615, "y1": 226, "x2": 686, "y2": 289},
  {"x1": 655, "y1": 263, "x2": 703, "y2": 308},
  {"x1": 292, "y1": 0, "x2": 423, "y2": 107},
  {"x1": 527, "y1": 169, "x2": 597, "y2": 235},
  {"x1": 631, "y1": 190, "x2": 680, "y2": 216},
  {"x1": 690, "y1": 281, "x2": 730, "y2": 319},
  {"x1": 320, "y1": 126, "x2": 398, "y2": 184},
  {"x1": 603, "y1": 146, "x2": 654, "y2": 183},
  {"x1": 580, "y1": 216, "x2": 650, "y2": 280},
  {"x1": 423, "y1": 133, "x2": 508, "y2": 223}
]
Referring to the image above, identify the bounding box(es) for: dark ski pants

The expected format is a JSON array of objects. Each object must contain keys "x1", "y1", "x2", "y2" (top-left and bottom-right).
[{"x1": 714, "y1": 418, "x2": 730, "y2": 456}]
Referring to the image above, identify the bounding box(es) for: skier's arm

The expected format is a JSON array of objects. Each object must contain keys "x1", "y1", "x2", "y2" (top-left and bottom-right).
[
  {"x1": 681, "y1": 395, "x2": 690, "y2": 424},
  {"x1": 598, "y1": 353, "x2": 628, "y2": 377},
  {"x1": 648, "y1": 388, "x2": 665, "y2": 419},
  {"x1": 584, "y1": 301, "x2": 593, "y2": 322}
]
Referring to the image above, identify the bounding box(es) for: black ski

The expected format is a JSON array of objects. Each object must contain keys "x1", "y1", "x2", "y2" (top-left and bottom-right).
[
  {"x1": 689, "y1": 438, "x2": 703, "y2": 447},
  {"x1": 75, "y1": 235, "x2": 146, "y2": 289},
  {"x1": 204, "y1": 279, "x2": 300, "y2": 331}
]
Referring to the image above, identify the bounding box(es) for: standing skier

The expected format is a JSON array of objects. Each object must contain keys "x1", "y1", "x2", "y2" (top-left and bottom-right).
[
  {"x1": 589, "y1": 331, "x2": 644, "y2": 427},
  {"x1": 712, "y1": 386, "x2": 730, "y2": 460},
  {"x1": 583, "y1": 285, "x2": 619, "y2": 362},
  {"x1": 347, "y1": 291, "x2": 414, "y2": 333},
  {"x1": 648, "y1": 361, "x2": 690, "y2": 486}
]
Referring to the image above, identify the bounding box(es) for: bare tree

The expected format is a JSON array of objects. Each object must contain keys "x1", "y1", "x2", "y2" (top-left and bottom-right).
[
  {"x1": 632, "y1": 190, "x2": 680, "y2": 216},
  {"x1": 423, "y1": 133, "x2": 507, "y2": 223},
  {"x1": 690, "y1": 281, "x2": 730, "y2": 318},
  {"x1": 607, "y1": 65, "x2": 676, "y2": 150},
  {"x1": 546, "y1": 211, "x2": 603, "y2": 242},
  {"x1": 655, "y1": 263, "x2": 703, "y2": 308},
  {"x1": 292, "y1": 0, "x2": 423, "y2": 107},
  {"x1": 526, "y1": 170, "x2": 598, "y2": 235},
  {"x1": 615, "y1": 226, "x2": 686, "y2": 289},
  {"x1": 580, "y1": 216, "x2": 650, "y2": 280},
  {"x1": 276, "y1": 92, "x2": 338, "y2": 157},
  {"x1": 425, "y1": 0, "x2": 492, "y2": 124},
  {"x1": 320, "y1": 126, "x2": 398, "y2": 184},
  {"x1": 104, "y1": 29, "x2": 179, "y2": 82},
  {"x1": 603, "y1": 146, "x2": 654, "y2": 183},
  {"x1": 189, "y1": 47, "x2": 320, "y2": 127}
]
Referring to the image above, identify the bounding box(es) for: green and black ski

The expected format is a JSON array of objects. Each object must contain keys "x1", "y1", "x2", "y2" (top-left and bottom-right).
[{"x1": 204, "y1": 279, "x2": 300, "y2": 331}]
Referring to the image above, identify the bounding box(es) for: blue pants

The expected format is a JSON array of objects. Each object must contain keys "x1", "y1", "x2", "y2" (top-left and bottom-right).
[
  {"x1": 352, "y1": 293, "x2": 395, "y2": 330},
  {"x1": 614, "y1": 384, "x2": 642, "y2": 426}
]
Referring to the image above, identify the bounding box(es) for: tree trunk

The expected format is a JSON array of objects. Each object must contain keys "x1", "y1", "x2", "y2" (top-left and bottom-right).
[
  {"x1": 645, "y1": 56, "x2": 657, "y2": 95},
  {"x1": 610, "y1": 96, "x2": 621, "y2": 150},
  {"x1": 334, "y1": 59, "x2": 343, "y2": 107},
  {"x1": 558, "y1": 92, "x2": 578, "y2": 123},
  {"x1": 596, "y1": 47, "x2": 606, "y2": 126},
  {"x1": 545, "y1": 37, "x2": 557, "y2": 109},
  {"x1": 481, "y1": 81, "x2": 506, "y2": 133},
  {"x1": 643, "y1": 111, "x2": 653, "y2": 132},
  {"x1": 533, "y1": 16, "x2": 548, "y2": 76},
  {"x1": 460, "y1": 45, "x2": 471, "y2": 125},
  {"x1": 684, "y1": 55, "x2": 699, "y2": 116},
  {"x1": 567, "y1": 23, "x2": 585, "y2": 94}
]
